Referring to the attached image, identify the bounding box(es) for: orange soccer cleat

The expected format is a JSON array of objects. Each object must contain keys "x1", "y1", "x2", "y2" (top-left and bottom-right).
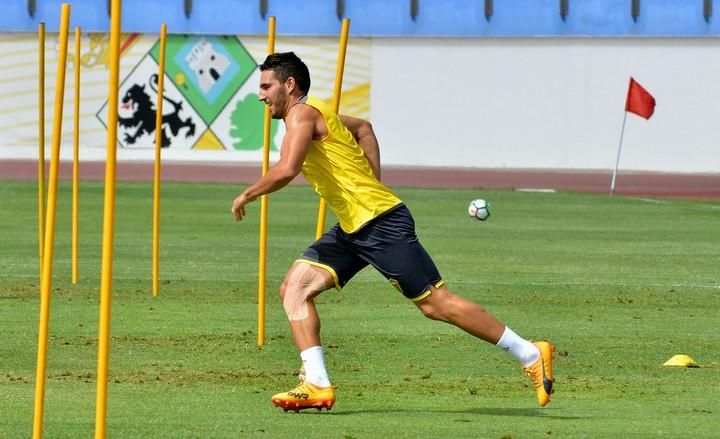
[
  {"x1": 523, "y1": 341, "x2": 555, "y2": 406},
  {"x1": 271, "y1": 381, "x2": 335, "y2": 412}
]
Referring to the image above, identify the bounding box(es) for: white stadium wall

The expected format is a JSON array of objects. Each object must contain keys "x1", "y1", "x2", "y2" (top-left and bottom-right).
[
  {"x1": 371, "y1": 38, "x2": 720, "y2": 173},
  {"x1": 0, "y1": 34, "x2": 718, "y2": 174}
]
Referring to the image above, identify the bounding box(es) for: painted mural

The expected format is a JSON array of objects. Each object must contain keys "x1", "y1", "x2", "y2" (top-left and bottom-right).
[{"x1": 0, "y1": 32, "x2": 371, "y2": 159}]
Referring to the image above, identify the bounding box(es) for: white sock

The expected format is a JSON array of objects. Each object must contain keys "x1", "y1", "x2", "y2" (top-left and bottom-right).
[
  {"x1": 300, "y1": 346, "x2": 331, "y2": 387},
  {"x1": 496, "y1": 326, "x2": 539, "y2": 368}
]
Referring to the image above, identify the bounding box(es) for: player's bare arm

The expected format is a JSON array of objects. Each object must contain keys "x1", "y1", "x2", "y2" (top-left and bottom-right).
[
  {"x1": 231, "y1": 106, "x2": 317, "y2": 221},
  {"x1": 340, "y1": 115, "x2": 381, "y2": 180}
]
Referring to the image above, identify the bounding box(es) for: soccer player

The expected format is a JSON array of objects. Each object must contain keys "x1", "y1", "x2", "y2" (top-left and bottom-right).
[{"x1": 231, "y1": 52, "x2": 554, "y2": 412}]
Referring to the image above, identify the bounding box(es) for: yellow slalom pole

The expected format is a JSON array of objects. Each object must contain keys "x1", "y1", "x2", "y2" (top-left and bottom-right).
[
  {"x1": 257, "y1": 16, "x2": 276, "y2": 347},
  {"x1": 152, "y1": 24, "x2": 167, "y2": 297},
  {"x1": 32, "y1": 4, "x2": 70, "y2": 438},
  {"x1": 72, "y1": 26, "x2": 81, "y2": 285},
  {"x1": 94, "y1": 0, "x2": 121, "y2": 437},
  {"x1": 37, "y1": 23, "x2": 46, "y2": 279},
  {"x1": 315, "y1": 18, "x2": 350, "y2": 239}
]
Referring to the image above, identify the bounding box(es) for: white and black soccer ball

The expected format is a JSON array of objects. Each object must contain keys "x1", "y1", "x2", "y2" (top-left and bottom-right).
[{"x1": 468, "y1": 198, "x2": 491, "y2": 221}]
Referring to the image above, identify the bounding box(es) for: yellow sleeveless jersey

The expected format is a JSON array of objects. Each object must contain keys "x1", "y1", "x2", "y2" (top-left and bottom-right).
[{"x1": 301, "y1": 96, "x2": 402, "y2": 233}]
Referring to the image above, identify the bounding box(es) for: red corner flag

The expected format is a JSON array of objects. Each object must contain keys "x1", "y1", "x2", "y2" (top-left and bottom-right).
[{"x1": 625, "y1": 77, "x2": 656, "y2": 119}]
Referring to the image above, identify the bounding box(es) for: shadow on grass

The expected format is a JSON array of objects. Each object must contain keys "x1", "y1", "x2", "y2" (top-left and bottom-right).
[{"x1": 291, "y1": 407, "x2": 582, "y2": 420}]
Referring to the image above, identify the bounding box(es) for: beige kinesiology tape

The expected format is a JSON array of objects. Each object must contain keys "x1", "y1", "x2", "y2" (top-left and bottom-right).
[{"x1": 282, "y1": 263, "x2": 327, "y2": 321}]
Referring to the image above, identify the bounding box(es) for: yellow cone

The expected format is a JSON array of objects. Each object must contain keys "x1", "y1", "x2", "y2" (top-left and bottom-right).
[{"x1": 663, "y1": 354, "x2": 699, "y2": 368}]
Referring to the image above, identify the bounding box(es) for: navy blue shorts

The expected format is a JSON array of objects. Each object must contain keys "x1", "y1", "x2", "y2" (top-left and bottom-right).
[{"x1": 299, "y1": 204, "x2": 443, "y2": 301}]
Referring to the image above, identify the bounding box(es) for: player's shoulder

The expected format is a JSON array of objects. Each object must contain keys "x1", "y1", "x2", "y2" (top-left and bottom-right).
[{"x1": 287, "y1": 101, "x2": 323, "y2": 126}]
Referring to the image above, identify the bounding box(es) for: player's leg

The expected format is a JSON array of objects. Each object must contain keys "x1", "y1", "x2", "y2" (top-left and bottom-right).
[
  {"x1": 279, "y1": 261, "x2": 335, "y2": 352},
  {"x1": 412, "y1": 282, "x2": 554, "y2": 406},
  {"x1": 412, "y1": 284, "x2": 505, "y2": 343},
  {"x1": 272, "y1": 226, "x2": 368, "y2": 412},
  {"x1": 353, "y1": 204, "x2": 555, "y2": 406},
  {"x1": 271, "y1": 261, "x2": 336, "y2": 412},
  {"x1": 413, "y1": 285, "x2": 543, "y2": 366}
]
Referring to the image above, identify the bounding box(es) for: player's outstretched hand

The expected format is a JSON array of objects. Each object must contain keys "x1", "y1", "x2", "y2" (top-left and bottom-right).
[{"x1": 231, "y1": 194, "x2": 248, "y2": 222}]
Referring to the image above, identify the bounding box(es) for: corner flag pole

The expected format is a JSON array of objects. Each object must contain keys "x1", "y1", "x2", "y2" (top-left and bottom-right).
[
  {"x1": 610, "y1": 111, "x2": 628, "y2": 195},
  {"x1": 32, "y1": 4, "x2": 70, "y2": 438},
  {"x1": 95, "y1": 0, "x2": 121, "y2": 436},
  {"x1": 152, "y1": 24, "x2": 167, "y2": 297},
  {"x1": 257, "y1": 16, "x2": 276, "y2": 346},
  {"x1": 315, "y1": 18, "x2": 350, "y2": 239}
]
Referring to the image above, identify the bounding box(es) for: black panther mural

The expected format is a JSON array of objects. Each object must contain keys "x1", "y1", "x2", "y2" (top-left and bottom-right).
[{"x1": 118, "y1": 74, "x2": 196, "y2": 147}]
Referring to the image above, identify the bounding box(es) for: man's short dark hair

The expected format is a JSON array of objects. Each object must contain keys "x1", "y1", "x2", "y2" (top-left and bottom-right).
[{"x1": 259, "y1": 52, "x2": 311, "y2": 94}]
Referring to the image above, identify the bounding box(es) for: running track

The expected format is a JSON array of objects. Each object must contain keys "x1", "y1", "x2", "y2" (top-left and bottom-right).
[{"x1": 1, "y1": 159, "x2": 718, "y2": 199}]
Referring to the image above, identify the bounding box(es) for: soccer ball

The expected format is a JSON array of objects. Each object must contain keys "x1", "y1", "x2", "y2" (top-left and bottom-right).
[{"x1": 468, "y1": 198, "x2": 491, "y2": 221}]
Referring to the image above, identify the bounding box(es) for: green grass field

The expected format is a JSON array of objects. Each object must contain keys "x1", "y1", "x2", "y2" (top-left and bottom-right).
[{"x1": 1, "y1": 179, "x2": 718, "y2": 438}]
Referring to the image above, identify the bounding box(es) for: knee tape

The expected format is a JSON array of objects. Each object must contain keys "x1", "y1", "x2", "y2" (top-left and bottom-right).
[{"x1": 283, "y1": 263, "x2": 327, "y2": 321}]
